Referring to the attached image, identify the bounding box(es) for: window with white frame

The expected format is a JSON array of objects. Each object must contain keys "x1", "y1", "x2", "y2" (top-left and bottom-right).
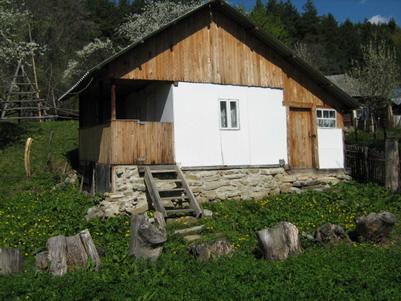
[
  {"x1": 219, "y1": 99, "x2": 239, "y2": 129},
  {"x1": 317, "y1": 108, "x2": 336, "y2": 128}
]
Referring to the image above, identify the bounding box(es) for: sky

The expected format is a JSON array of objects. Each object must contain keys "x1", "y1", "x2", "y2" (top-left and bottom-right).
[{"x1": 229, "y1": 0, "x2": 401, "y2": 25}]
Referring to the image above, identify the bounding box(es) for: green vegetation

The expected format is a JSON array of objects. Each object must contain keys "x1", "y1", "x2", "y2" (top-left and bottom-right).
[{"x1": 1, "y1": 121, "x2": 401, "y2": 300}]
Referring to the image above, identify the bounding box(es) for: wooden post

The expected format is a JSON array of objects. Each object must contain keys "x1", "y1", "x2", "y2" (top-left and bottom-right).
[
  {"x1": 24, "y1": 137, "x2": 33, "y2": 178},
  {"x1": 384, "y1": 102, "x2": 398, "y2": 191},
  {"x1": 111, "y1": 83, "x2": 116, "y2": 121},
  {"x1": 385, "y1": 137, "x2": 399, "y2": 192},
  {"x1": 363, "y1": 146, "x2": 369, "y2": 182},
  {"x1": 46, "y1": 131, "x2": 54, "y2": 172}
]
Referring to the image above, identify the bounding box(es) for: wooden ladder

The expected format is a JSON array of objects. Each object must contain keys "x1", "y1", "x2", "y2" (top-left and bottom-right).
[{"x1": 143, "y1": 165, "x2": 202, "y2": 218}]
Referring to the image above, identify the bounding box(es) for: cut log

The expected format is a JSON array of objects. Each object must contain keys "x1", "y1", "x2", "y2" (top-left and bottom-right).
[
  {"x1": 79, "y1": 229, "x2": 101, "y2": 270},
  {"x1": 257, "y1": 222, "x2": 302, "y2": 261},
  {"x1": 0, "y1": 248, "x2": 24, "y2": 275},
  {"x1": 129, "y1": 214, "x2": 167, "y2": 261},
  {"x1": 47, "y1": 235, "x2": 68, "y2": 276},
  {"x1": 66, "y1": 234, "x2": 88, "y2": 268},
  {"x1": 38, "y1": 230, "x2": 101, "y2": 275}
]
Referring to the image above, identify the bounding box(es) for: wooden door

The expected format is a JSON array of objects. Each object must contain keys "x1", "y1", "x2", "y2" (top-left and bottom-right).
[{"x1": 288, "y1": 108, "x2": 315, "y2": 168}]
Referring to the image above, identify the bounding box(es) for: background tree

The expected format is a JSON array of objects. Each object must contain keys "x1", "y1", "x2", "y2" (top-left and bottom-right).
[
  {"x1": 347, "y1": 40, "x2": 400, "y2": 128},
  {"x1": 0, "y1": 0, "x2": 44, "y2": 99}
]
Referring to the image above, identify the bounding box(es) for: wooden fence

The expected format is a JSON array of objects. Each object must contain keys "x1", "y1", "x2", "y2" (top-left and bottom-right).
[{"x1": 344, "y1": 144, "x2": 386, "y2": 185}]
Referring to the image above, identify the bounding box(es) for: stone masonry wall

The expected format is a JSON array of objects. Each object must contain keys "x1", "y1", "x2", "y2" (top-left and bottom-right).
[{"x1": 85, "y1": 165, "x2": 351, "y2": 219}]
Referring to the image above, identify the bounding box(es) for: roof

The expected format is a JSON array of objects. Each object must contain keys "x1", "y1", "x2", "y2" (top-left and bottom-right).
[
  {"x1": 326, "y1": 74, "x2": 364, "y2": 98},
  {"x1": 327, "y1": 74, "x2": 401, "y2": 105},
  {"x1": 391, "y1": 88, "x2": 401, "y2": 105},
  {"x1": 59, "y1": 0, "x2": 359, "y2": 110}
]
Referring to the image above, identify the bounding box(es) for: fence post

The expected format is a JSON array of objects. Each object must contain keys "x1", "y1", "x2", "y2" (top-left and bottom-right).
[
  {"x1": 385, "y1": 137, "x2": 399, "y2": 192},
  {"x1": 363, "y1": 146, "x2": 369, "y2": 182}
]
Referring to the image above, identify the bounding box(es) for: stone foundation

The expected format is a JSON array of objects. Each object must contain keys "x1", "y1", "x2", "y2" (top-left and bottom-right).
[{"x1": 85, "y1": 165, "x2": 351, "y2": 219}]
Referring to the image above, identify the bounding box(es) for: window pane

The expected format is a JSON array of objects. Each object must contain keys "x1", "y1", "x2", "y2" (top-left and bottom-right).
[
  {"x1": 328, "y1": 120, "x2": 336, "y2": 128},
  {"x1": 317, "y1": 110, "x2": 322, "y2": 118},
  {"x1": 318, "y1": 119, "x2": 324, "y2": 127},
  {"x1": 220, "y1": 101, "x2": 227, "y2": 128},
  {"x1": 230, "y1": 101, "x2": 238, "y2": 128},
  {"x1": 323, "y1": 110, "x2": 329, "y2": 118},
  {"x1": 329, "y1": 110, "x2": 335, "y2": 118}
]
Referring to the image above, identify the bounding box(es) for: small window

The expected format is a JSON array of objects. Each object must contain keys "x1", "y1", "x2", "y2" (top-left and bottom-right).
[
  {"x1": 317, "y1": 108, "x2": 336, "y2": 128},
  {"x1": 220, "y1": 99, "x2": 239, "y2": 129}
]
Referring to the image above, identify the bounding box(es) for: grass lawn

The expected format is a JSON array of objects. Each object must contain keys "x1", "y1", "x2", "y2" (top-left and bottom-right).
[{"x1": 1, "y1": 121, "x2": 401, "y2": 300}]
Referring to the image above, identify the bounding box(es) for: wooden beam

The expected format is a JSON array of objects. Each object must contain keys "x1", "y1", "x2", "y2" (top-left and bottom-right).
[
  {"x1": 111, "y1": 83, "x2": 116, "y2": 121},
  {"x1": 283, "y1": 101, "x2": 313, "y2": 109}
]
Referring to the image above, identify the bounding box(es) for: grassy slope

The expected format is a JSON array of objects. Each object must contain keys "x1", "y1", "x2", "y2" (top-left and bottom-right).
[{"x1": 0, "y1": 121, "x2": 401, "y2": 300}]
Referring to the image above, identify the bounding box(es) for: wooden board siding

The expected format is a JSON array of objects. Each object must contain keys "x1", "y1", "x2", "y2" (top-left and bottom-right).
[
  {"x1": 111, "y1": 120, "x2": 174, "y2": 165},
  {"x1": 79, "y1": 123, "x2": 111, "y2": 164},
  {"x1": 78, "y1": 4, "x2": 349, "y2": 168},
  {"x1": 288, "y1": 108, "x2": 315, "y2": 168},
  {"x1": 104, "y1": 6, "x2": 345, "y2": 124},
  {"x1": 108, "y1": 9, "x2": 284, "y2": 89},
  {"x1": 80, "y1": 121, "x2": 174, "y2": 165}
]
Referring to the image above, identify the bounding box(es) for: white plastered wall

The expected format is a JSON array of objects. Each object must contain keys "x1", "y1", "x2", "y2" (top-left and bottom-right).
[
  {"x1": 317, "y1": 128, "x2": 344, "y2": 169},
  {"x1": 172, "y1": 82, "x2": 288, "y2": 167},
  {"x1": 121, "y1": 83, "x2": 174, "y2": 122}
]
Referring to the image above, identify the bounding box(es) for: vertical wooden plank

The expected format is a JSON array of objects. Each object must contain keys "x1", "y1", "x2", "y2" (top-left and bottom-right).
[
  {"x1": 311, "y1": 105, "x2": 319, "y2": 168},
  {"x1": 111, "y1": 84, "x2": 116, "y2": 121}
]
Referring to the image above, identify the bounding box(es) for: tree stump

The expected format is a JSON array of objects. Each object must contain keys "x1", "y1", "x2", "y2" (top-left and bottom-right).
[
  {"x1": 129, "y1": 214, "x2": 167, "y2": 261},
  {"x1": 0, "y1": 248, "x2": 24, "y2": 275},
  {"x1": 257, "y1": 222, "x2": 302, "y2": 261},
  {"x1": 314, "y1": 223, "x2": 351, "y2": 244},
  {"x1": 189, "y1": 239, "x2": 234, "y2": 261},
  {"x1": 356, "y1": 212, "x2": 396, "y2": 242},
  {"x1": 36, "y1": 229, "x2": 101, "y2": 276}
]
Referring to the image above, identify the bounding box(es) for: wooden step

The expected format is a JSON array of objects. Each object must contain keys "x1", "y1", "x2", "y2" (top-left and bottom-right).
[
  {"x1": 158, "y1": 188, "x2": 185, "y2": 193},
  {"x1": 143, "y1": 165, "x2": 202, "y2": 219},
  {"x1": 150, "y1": 169, "x2": 177, "y2": 174},
  {"x1": 160, "y1": 196, "x2": 189, "y2": 201},
  {"x1": 166, "y1": 209, "x2": 195, "y2": 216},
  {"x1": 156, "y1": 179, "x2": 182, "y2": 183}
]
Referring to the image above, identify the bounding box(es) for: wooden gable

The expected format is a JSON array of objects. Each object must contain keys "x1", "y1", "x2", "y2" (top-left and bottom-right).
[{"x1": 103, "y1": 5, "x2": 349, "y2": 114}]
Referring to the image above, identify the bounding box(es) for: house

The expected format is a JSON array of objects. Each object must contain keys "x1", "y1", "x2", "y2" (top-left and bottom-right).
[
  {"x1": 327, "y1": 74, "x2": 401, "y2": 129},
  {"x1": 60, "y1": 0, "x2": 358, "y2": 217}
]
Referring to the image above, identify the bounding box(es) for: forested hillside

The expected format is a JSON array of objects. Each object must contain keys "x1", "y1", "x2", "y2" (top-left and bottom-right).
[{"x1": 1, "y1": 0, "x2": 400, "y2": 112}]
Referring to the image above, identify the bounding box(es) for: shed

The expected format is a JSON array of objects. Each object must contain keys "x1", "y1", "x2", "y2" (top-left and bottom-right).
[{"x1": 60, "y1": 0, "x2": 358, "y2": 209}]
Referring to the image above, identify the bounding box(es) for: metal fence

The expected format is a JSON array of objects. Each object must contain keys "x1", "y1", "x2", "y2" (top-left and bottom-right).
[{"x1": 345, "y1": 144, "x2": 386, "y2": 185}]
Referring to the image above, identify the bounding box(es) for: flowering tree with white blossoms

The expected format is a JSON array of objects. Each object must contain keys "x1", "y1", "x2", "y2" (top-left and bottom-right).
[
  {"x1": 64, "y1": 0, "x2": 202, "y2": 82},
  {"x1": 0, "y1": 0, "x2": 44, "y2": 63},
  {"x1": 63, "y1": 38, "x2": 115, "y2": 81},
  {"x1": 117, "y1": 0, "x2": 202, "y2": 43},
  {"x1": 0, "y1": 0, "x2": 45, "y2": 97}
]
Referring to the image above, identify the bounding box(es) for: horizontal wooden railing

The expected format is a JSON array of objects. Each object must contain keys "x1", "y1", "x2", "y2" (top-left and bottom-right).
[{"x1": 110, "y1": 120, "x2": 174, "y2": 165}]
